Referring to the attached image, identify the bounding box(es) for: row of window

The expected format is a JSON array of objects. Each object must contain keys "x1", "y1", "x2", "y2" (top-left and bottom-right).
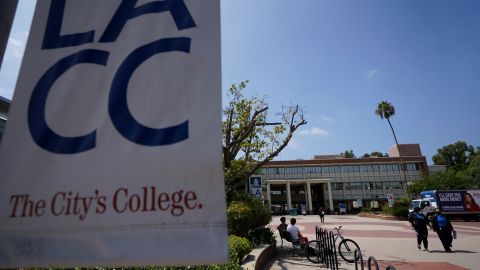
[
  {"x1": 331, "y1": 181, "x2": 403, "y2": 191},
  {"x1": 266, "y1": 163, "x2": 420, "y2": 175}
]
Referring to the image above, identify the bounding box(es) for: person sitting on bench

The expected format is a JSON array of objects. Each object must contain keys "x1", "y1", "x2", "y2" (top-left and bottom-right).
[
  {"x1": 287, "y1": 218, "x2": 308, "y2": 244},
  {"x1": 277, "y1": 216, "x2": 288, "y2": 232}
]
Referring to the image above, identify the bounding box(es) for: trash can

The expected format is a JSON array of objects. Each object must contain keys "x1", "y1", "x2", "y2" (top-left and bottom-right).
[{"x1": 289, "y1": 208, "x2": 297, "y2": 216}]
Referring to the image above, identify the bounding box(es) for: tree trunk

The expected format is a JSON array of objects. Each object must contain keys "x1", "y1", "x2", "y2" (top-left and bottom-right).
[{"x1": 387, "y1": 118, "x2": 409, "y2": 197}]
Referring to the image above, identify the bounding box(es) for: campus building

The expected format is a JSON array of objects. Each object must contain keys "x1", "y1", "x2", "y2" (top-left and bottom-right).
[
  {"x1": 0, "y1": 96, "x2": 10, "y2": 142},
  {"x1": 260, "y1": 144, "x2": 428, "y2": 214}
]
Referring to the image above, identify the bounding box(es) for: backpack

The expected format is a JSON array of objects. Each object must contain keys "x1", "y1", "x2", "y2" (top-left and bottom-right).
[
  {"x1": 411, "y1": 212, "x2": 424, "y2": 226},
  {"x1": 436, "y1": 214, "x2": 448, "y2": 228}
]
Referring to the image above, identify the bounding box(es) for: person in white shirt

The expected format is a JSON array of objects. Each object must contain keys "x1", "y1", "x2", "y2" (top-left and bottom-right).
[{"x1": 287, "y1": 218, "x2": 308, "y2": 244}]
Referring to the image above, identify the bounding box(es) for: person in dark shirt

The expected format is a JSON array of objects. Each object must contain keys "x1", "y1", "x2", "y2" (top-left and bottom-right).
[
  {"x1": 319, "y1": 207, "x2": 326, "y2": 223},
  {"x1": 431, "y1": 209, "x2": 455, "y2": 252},
  {"x1": 408, "y1": 207, "x2": 429, "y2": 251},
  {"x1": 277, "y1": 216, "x2": 288, "y2": 232}
]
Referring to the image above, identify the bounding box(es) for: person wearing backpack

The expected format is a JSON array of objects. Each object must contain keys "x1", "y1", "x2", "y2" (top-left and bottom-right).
[
  {"x1": 408, "y1": 207, "x2": 429, "y2": 251},
  {"x1": 432, "y1": 209, "x2": 455, "y2": 252}
]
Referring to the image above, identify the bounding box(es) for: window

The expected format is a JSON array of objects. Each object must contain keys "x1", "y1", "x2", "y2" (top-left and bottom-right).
[
  {"x1": 305, "y1": 166, "x2": 321, "y2": 174},
  {"x1": 384, "y1": 181, "x2": 402, "y2": 190},
  {"x1": 286, "y1": 167, "x2": 303, "y2": 174},
  {"x1": 343, "y1": 165, "x2": 360, "y2": 173},
  {"x1": 346, "y1": 182, "x2": 362, "y2": 190},
  {"x1": 406, "y1": 163, "x2": 420, "y2": 171},
  {"x1": 267, "y1": 167, "x2": 284, "y2": 175},
  {"x1": 381, "y1": 164, "x2": 399, "y2": 172},
  {"x1": 332, "y1": 182, "x2": 343, "y2": 190},
  {"x1": 324, "y1": 166, "x2": 341, "y2": 173},
  {"x1": 364, "y1": 182, "x2": 374, "y2": 190},
  {"x1": 361, "y1": 164, "x2": 380, "y2": 173}
]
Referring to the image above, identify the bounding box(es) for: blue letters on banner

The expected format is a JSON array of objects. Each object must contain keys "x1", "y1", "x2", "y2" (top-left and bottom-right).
[
  {"x1": 31, "y1": 0, "x2": 197, "y2": 154},
  {"x1": 28, "y1": 50, "x2": 109, "y2": 154},
  {"x1": 109, "y1": 37, "x2": 191, "y2": 146}
]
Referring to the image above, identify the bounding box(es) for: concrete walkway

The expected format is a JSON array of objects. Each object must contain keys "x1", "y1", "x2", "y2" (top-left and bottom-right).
[{"x1": 266, "y1": 215, "x2": 480, "y2": 270}]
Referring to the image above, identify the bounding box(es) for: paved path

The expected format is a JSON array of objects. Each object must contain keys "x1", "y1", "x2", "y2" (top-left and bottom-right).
[{"x1": 267, "y1": 215, "x2": 480, "y2": 270}]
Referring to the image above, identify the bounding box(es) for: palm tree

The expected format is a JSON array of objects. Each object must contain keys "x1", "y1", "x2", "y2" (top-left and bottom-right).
[{"x1": 375, "y1": 101, "x2": 409, "y2": 196}]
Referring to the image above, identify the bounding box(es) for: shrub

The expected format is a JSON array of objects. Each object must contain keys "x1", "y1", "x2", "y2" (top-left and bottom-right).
[
  {"x1": 392, "y1": 197, "x2": 410, "y2": 217},
  {"x1": 228, "y1": 235, "x2": 252, "y2": 262},
  {"x1": 248, "y1": 226, "x2": 276, "y2": 246},
  {"x1": 227, "y1": 196, "x2": 271, "y2": 237}
]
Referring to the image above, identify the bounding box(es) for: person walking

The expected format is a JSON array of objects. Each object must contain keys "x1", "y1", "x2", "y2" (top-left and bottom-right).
[
  {"x1": 431, "y1": 209, "x2": 455, "y2": 252},
  {"x1": 319, "y1": 207, "x2": 326, "y2": 223},
  {"x1": 408, "y1": 207, "x2": 429, "y2": 251}
]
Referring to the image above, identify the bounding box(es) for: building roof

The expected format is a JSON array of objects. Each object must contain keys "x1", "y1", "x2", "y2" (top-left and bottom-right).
[{"x1": 264, "y1": 156, "x2": 427, "y2": 167}]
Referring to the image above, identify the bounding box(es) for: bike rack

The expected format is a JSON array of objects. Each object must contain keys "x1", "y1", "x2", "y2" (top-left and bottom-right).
[
  {"x1": 314, "y1": 226, "x2": 339, "y2": 270},
  {"x1": 354, "y1": 249, "x2": 397, "y2": 270}
]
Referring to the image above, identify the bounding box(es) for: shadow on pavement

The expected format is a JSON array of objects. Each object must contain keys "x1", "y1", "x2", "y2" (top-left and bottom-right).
[
  {"x1": 427, "y1": 250, "x2": 477, "y2": 254},
  {"x1": 267, "y1": 247, "x2": 353, "y2": 270}
]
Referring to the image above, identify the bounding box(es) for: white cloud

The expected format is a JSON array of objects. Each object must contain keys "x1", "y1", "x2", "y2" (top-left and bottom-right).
[
  {"x1": 8, "y1": 37, "x2": 26, "y2": 58},
  {"x1": 321, "y1": 116, "x2": 334, "y2": 122},
  {"x1": 299, "y1": 127, "x2": 329, "y2": 136},
  {"x1": 366, "y1": 69, "x2": 378, "y2": 79}
]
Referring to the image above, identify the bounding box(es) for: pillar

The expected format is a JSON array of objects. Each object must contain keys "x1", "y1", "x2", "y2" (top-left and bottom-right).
[
  {"x1": 327, "y1": 181, "x2": 334, "y2": 211},
  {"x1": 306, "y1": 182, "x2": 312, "y2": 215},
  {"x1": 286, "y1": 182, "x2": 291, "y2": 211}
]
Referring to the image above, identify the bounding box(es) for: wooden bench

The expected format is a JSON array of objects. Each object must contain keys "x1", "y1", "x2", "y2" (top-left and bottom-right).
[{"x1": 278, "y1": 230, "x2": 302, "y2": 254}]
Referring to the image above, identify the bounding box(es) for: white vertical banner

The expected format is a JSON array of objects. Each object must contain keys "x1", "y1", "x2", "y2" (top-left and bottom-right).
[
  {"x1": 387, "y1": 194, "x2": 395, "y2": 208},
  {"x1": 0, "y1": 0, "x2": 227, "y2": 267}
]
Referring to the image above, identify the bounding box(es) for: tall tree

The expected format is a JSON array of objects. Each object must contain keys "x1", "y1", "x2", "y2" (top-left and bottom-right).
[
  {"x1": 223, "y1": 81, "x2": 307, "y2": 201},
  {"x1": 375, "y1": 101, "x2": 408, "y2": 194}
]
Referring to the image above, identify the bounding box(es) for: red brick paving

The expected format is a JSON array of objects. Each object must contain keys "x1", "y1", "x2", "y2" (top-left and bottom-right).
[{"x1": 373, "y1": 261, "x2": 469, "y2": 270}]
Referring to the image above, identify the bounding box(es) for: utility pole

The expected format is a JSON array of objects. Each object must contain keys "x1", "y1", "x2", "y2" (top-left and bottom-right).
[{"x1": 0, "y1": 0, "x2": 19, "y2": 69}]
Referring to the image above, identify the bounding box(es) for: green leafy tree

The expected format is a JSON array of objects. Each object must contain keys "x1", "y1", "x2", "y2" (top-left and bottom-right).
[
  {"x1": 341, "y1": 150, "x2": 355, "y2": 158},
  {"x1": 363, "y1": 151, "x2": 389, "y2": 158},
  {"x1": 432, "y1": 141, "x2": 477, "y2": 172},
  {"x1": 466, "y1": 154, "x2": 480, "y2": 187},
  {"x1": 223, "y1": 81, "x2": 307, "y2": 201},
  {"x1": 408, "y1": 168, "x2": 475, "y2": 195},
  {"x1": 375, "y1": 101, "x2": 408, "y2": 193},
  {"x1": 408, "y1": 143, "x2": 480, "y2": 196}
]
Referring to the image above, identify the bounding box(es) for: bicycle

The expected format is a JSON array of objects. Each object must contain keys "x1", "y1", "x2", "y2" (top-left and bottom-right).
[
  {"x1": 305, "y1": 225, "x2": 360, "y2": 264},
  {"x1": 333, "y1": 225, "x2": 360, "y2": 263}
]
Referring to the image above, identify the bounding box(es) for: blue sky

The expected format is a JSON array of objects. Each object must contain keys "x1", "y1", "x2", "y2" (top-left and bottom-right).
[{"x1": 1, "y1": 0, "x2": 480, "y2": 164}]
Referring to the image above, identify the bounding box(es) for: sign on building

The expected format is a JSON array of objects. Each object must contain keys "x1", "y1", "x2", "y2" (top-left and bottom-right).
[
  {"x1": 387, "y1": 193, "x2": 395, "y2": 208},
  {"x1": 0, "y1": 0, "x2": 226, "y2": 267},
  {"x1": 251, "y1": 188, "x2": 263, "y2": 198},
  {"x1": 249, "y1": 176, "x2": 262, "y2": 198},
  {"x1": 250, "y1": 176, "x2": 262, "y2": 189}
]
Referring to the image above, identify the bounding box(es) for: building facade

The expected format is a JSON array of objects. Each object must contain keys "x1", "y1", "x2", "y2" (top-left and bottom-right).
[{"x1": 260, "y1": 144, "x2": 428, "y2": 214}]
